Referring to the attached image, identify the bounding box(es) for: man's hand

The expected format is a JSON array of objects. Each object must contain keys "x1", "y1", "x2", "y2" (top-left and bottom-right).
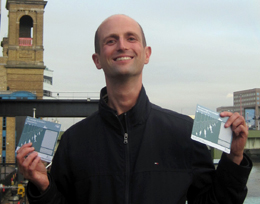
[
  {"x1": 220, "y1": 112, "x2": 248, "y2": 165},
  {"x1": 16, "y1": 143, "x2": 50, "y2": 192}
]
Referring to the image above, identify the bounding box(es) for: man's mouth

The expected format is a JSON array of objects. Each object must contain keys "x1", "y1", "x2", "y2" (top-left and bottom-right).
[{"x1": 114, "y1": 56, "x2": 133, "y2": 61}]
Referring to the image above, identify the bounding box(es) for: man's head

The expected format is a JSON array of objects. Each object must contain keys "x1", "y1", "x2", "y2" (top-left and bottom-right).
[
  {"x1": 92, "y1": 14, "x2": 151, "y2": 80},
  {"x1": 94, "y1": 15, "x2": 147, "y2": 54}
]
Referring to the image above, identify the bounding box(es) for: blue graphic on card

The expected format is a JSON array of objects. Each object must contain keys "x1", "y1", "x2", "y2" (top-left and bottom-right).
[
  {"x1": 16, "y1": 117, "x2": 61, "y2": 162},
  {"x1": 191, "y1": 105, "x2": 232, "y2": 153}
]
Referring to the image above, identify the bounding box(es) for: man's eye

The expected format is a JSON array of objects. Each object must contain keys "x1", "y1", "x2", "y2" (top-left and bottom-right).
[
  {"x1": 128, "y1": 37, "x2": 136, "y2": 41},
  {"x1": 106, "y1": 39, "x2": 115, "y2": 44}
]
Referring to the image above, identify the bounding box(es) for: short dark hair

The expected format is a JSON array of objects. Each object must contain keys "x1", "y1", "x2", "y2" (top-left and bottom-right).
[{"x1": 94, "y1": 23, "x2": 147, "y2": 54}]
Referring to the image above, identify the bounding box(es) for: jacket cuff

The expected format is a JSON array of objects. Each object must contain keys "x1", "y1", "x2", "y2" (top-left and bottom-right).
[
  {"x1": 27, "y1": 173, "x2": 56, "y2": 204},
  {"x1": 217, "y1": 153, "x2": 252, "y2": 188}
]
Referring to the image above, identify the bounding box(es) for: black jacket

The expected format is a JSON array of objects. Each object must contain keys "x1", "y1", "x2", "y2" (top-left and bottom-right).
[{"x1": 27, "y1": 86, "x2": 252, "y2": 204}]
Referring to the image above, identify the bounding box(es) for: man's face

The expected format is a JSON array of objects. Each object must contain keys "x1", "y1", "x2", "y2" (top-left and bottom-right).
[{"x1": 92, "y1": 15, "x2": 151, "y2": 80}]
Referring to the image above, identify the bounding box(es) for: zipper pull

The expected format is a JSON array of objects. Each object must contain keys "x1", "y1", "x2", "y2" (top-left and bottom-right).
[{"x1": 124, "y1": 133, "x2": 128, "y2": 144}]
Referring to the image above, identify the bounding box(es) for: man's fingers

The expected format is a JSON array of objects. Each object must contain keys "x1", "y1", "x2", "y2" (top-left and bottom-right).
[
  {"x1": 18, "y1": 151, "x2": 39, "y2": 179},
  {"x1": 17, "y1": 146, "x2": 35, "y2": 162},
  {"x1": 220, "y1": 111, "x2": 234, "y2": 128},
  {"x1": 22, "y1": 151, "x2": 38, "y2": 169},
  {"x1": 232, "y1": 122, "x2": 248, "y2": 138},
  {"x1": 29, "y1": 156, "x2": 41, "y2": 171},
  {"x1": 16, "y1": 142, "x2": 33, "y2": 156},
  {"x1": 220, "y1": 112, "x2": 244, "y2": 128},
  {"x1": 220, "y1": 111, "x2": 233, "y2": 117},
  {"x1": 17, "y1": 142, "x2": 33, "y2": 153}
]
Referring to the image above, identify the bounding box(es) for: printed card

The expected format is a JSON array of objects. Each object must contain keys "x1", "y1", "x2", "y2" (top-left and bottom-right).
[
  {"x1": 191, "y1": 105, "x2": 232, "y2": 153},
  {"x1": 16, "y1": 116, "x2": 61, "y2": 162}
]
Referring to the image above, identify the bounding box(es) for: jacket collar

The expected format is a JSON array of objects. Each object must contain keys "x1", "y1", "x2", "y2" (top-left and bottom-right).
[{"x1": 99, "y1": 85, "x2": 151, "y2": 129}]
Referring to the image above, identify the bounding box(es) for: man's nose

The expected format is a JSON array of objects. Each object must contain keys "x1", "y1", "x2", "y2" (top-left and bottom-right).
[{"x1": 117, "y1": 39, "x2": 127, "y2": 51}]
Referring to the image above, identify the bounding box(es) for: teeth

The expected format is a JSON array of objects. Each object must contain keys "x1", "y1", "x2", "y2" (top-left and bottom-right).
[{"x1": 116, "y1": 57, "x2": 131, "y2": 61}]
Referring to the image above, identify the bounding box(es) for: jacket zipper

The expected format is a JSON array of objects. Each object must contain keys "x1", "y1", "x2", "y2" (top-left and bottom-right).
[
  {"x1": 124, "y1": 133, "x2": 128, "y2": 144},
  {"x1": 123, "y1": 113, "x2": 130, "y2": 204}
]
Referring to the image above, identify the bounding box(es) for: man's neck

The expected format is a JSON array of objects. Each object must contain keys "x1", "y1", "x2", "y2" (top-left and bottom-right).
[{"x1": 105, "y1": 77, "x2": 142, "y2": 115}]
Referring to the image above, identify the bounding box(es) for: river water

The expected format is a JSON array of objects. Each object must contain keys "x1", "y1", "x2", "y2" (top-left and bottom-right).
[{"x1": 244, "y1": 156, "x2": 260, "y2": 204}]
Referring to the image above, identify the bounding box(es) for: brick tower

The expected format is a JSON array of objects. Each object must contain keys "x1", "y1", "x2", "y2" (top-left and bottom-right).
[
  {"x1": 4, "y1": 0, "x2": 47, "y2": 98},
  {"x1": 0, "y1": 0, "x2": 47, "y2": 164}
]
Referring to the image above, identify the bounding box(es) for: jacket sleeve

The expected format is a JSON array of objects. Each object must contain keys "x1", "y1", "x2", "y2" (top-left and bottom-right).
[
  {"x1": 27, "y1": 130, "x2": 74, "y2": 204},
  {"x1": 187, "y1": 140, "x2": 252, "y2": 204}
]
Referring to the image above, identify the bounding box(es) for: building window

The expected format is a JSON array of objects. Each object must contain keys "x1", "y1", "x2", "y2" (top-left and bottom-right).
[
  {"x1": 43, "y1": 90, "x2": 51, "y2": 97},
  {"x1": 2, "y1": 137, "x2": 6, "y2": 151},
  {"x1": 2, "y1": 117, "x2": 6, "y2": 130},
  {"x1": 19, "y1": 15, "x2": 33, "y2": 46},
  {"x1": 2, "y1": 135, "x2": 6, "y2": 163},
  {"x1": 3, "y1": 117, "x2": 6, "y2": 127},
  {"x1": 44, "y1": 76, "x2": 53, "y2": 85}
]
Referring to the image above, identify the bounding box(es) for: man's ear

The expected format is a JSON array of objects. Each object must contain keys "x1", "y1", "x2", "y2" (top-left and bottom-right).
[
  {"x1": 92, "y1": 53, "x2": 102, "y2": 69},
  {"x1": 144, "y1": 46, "x2": 152, "y2": 64}
]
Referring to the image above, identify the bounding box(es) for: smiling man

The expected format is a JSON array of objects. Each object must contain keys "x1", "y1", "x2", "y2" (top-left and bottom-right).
[
  {"x1": 92, "y1": 15, "x2": 151, "y2": 115},
  {"x1": 17, "y1": 14, "x2": 252, "y2": 204}
]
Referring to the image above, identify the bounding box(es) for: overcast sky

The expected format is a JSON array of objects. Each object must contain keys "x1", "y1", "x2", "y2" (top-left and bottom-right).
[{"x1": 1, "y1": 0, "x2": 260, "y2": 129}]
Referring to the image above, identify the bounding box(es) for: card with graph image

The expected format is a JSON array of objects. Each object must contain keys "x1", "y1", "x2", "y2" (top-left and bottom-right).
[
  {"x1": 191, "y1": 105, "x2": 232, "y2": 154},
  {"x1": 16, "y1": 116, "x2": 61, "y2": 162}
]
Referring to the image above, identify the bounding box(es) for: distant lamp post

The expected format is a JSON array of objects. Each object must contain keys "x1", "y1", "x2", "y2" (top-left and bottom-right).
[
  {"x1": 258, "y1": 117, "x2": 260, "y2": 131},
  {"x1": 252, "y1": 115, "x2": 260, "y2": 130},
  {"x1": 33, "y1": 108, "x2": 36, "y2": 118},
  {"x1": 246, "y1": 112, "x2": 249, "y2": 127},
  {"x1": 239, "y1": 94, "x2": 242, "y2": 116}
]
